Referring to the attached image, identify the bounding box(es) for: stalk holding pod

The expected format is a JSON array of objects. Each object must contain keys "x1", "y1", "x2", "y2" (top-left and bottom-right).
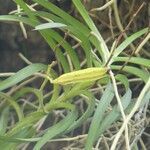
[{"x1": 51, "y1": 67, "x2": 108, "y2": 85}]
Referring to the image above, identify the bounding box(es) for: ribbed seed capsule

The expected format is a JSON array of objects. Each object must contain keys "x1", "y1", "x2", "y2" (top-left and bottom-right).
[{"x1": 52, "y1": 67, "x2": 108, "y2": 85}]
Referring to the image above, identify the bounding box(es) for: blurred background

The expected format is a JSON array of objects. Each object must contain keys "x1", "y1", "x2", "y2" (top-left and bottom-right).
[{"x1": 0, "y1": 0, "x2": 149, "y2": 72}]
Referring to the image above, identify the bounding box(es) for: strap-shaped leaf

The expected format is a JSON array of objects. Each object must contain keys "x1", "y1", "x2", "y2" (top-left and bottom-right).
[
  {"x1": 35, "y1": 22, "x2": 67, "y2": 30},
  {"x1": 115, "y1": 74, "x2": 129, "y2": 90},
  {"x1": 32, "y1": 0, "x2": 107, "y2": 65},
  {"x1": 72, "y1": 0, "x2": 109, "y2": 63},
  {"x1": 114, "y1": 28, "x2": 149, "y2": 57},
  {"x1": 140, "y1": 90, "x2": 150, "y2": 107},
  {"x1": 33, "y1": 0, "x2": 89, "y2": 34},
  {"x1": 114, "y1": 57, "x2": 150, "y2": 67},
  {"x1": 0, "y1": 135, "x2": 39, "y2": 143},
  {"x1": 0, "y1": 107, "x2": 9, "y2": 135},
  {"x1": 15, "y1": 0, "x2": 80, "y2": 70},
  {"x1": 21, "y1": 10, "x2": 97, "y2": 67},
  {"x1": 111, "y1": 65, "x2": 149, "y2": 83},
  {"x1": 13, "y1": 87, "x2": 44, "y2": 109},
  {"x1": 59, "y1": 83, "x2": 94, "y2": 103},
  {"x1": 97, "y1": 89, "x2": 132, "y2": 138},
  {"x1": 85, "y1": 83, "x2": 114, "y2": 150},
  {"x1": 6, "y1": 111, "x2": 45, "y2": 137},
  {"x1": 0, "y1": 127, "x2": 36, "y2": 149},
  {"x1": 0, "y1": 63, "x2": 47, "y2": 91},
  {"x1": 0, "y1": 16, "x2": 76, "y2": 72},
  {"x1": 0, "y1": 92, "x2": 23, "y2": 121},
  {"x1": 0, "y1": 14, "x2": 37, "y2": 25},
  {"x1": 33, "y1": 107, "x2": 78, "y2": 150},
  {"x1": 6, "y1": 102, "x2": 74, "y2": 137},
  {"x1": 64, "y1": 91, "x2": 95, "y2": 134}
]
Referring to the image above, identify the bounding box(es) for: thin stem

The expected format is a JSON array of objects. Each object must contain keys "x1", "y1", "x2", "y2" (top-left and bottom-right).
[
  {"x1": 117, "y1": 29, "x2": 150, "y2": 73},
  {"x1": 110, "y1": 77, "x2": 150, "y2": 150},
  {"x1": 105, "y1": 1, "x2": 146, "y2": 67},
  {"x1": 109, "y1": 70, "x2": 130, "y2": 150},
  {"x1": 135, "y1": 32, "x2": 150, "y2": 54},
  {"x1": 90, "y1": 0, "x2": 114, "y2": 12},
  {"x1": 18, "y1": 53, "x2": 32, "y2": 65},
  {"x1": 17, "y1": 5, "x2": 27, "y2": 39},
  {"x1": 0, "y1": 73, "x2": 15, "y2": 77}
]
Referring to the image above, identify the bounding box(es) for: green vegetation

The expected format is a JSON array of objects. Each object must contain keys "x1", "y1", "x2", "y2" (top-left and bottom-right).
[{"x1": 0, "y1": 0, "x2": 149, "y2": 149}]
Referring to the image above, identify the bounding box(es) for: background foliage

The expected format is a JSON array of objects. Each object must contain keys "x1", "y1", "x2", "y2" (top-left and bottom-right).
[{"x1": 0, "y1": 0, "x2": 149, "y2": 149}]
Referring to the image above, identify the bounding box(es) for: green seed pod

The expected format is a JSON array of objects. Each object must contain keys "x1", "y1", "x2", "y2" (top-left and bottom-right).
[{"x1": 52, "y1": 67, "x2": 108, "y2": 85}]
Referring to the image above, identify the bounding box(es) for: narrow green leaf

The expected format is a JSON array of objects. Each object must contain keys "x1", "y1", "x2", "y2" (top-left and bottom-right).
[
  {"x1": 0, "y1": 92, "x2": 23, "y2": 121},
  {"x1": 111, "y1": 65, "x2": 149, "y2": 83},
  {"x1": 85, "y1": 83, "x2": 114, "y2": 150},
  {"x1": 13, "y1": 87, "x2": 44, "y2": 109},
  {"x1": 33, "y1": 0, "x2": 89, "y2": 34},
  {"x1": 33, "y1": 11, "x2": 93, "y2": 67},
  {"x1": 6, "y1": 101, "x2": 74, "y2": 137},
  {"x1": 73, "y1": 0, "x2": 109, "y2": 62},
  {"x1": 47, "y1": 29, "x2": 80, "y2": 70},
  {"x1": 0, "y1": 107, "x2": 9, "y2": 135},
  {"x1": 0, "y1": 127, "x2": 36, "y2": 149},
  {"x1": 0, "y1": 1, "x2": 78, "y2": 71},
  {"x1": 28, "y1": 11, "x2": 66, "y2": 24},
  {"x1": 33, "y1": 0, "x2": 106, "y2": 65},
  {"x1": 15, "y1": 0, "x2": 74, "y2": 71},
  {"x1": 40, "y1": 32, "x2": 70, "y2": 72},
  {"x1": 114, "y1": 28, "x2": 149, "y2": 57},
  {"x1": 115, "y1": 74, "x2": 129, "y2": 90},
  {"x1": 140, "y1": 90, "x2": 150, "y2": 107},
  {"x1": 0, "y1": 15, "x2": 37, "y2": 25},
  {"x1": 97, "y1": 89, "x2": 132, "y2": 137},
  {"x1": 34, "y1": 107, "x2": 78, "y2": 150},
  {"x1": 114, "y1": 57, "x2": 150, "y2": 67},
  {"x1": 0, "y1": 63, "x2": 47, "y2": 91},
  {"x1": 35, "y1": 22, "x2": 67, "y2": 30},
  {"x1": 0, "y1": 136, "x2": 39, "y2": 143},
  {"x1": 57, "y1": 82, "x2": 94, "y2": 102},
  {"x1": 64, "y1": 91, "x2": 95, "y2": 134},
  {"x1": 14, "y1": 0, "x2": 37, "y2": 21},
  {"x1": 6, "y1": 111, "x2": 45, "y2": 137}
]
